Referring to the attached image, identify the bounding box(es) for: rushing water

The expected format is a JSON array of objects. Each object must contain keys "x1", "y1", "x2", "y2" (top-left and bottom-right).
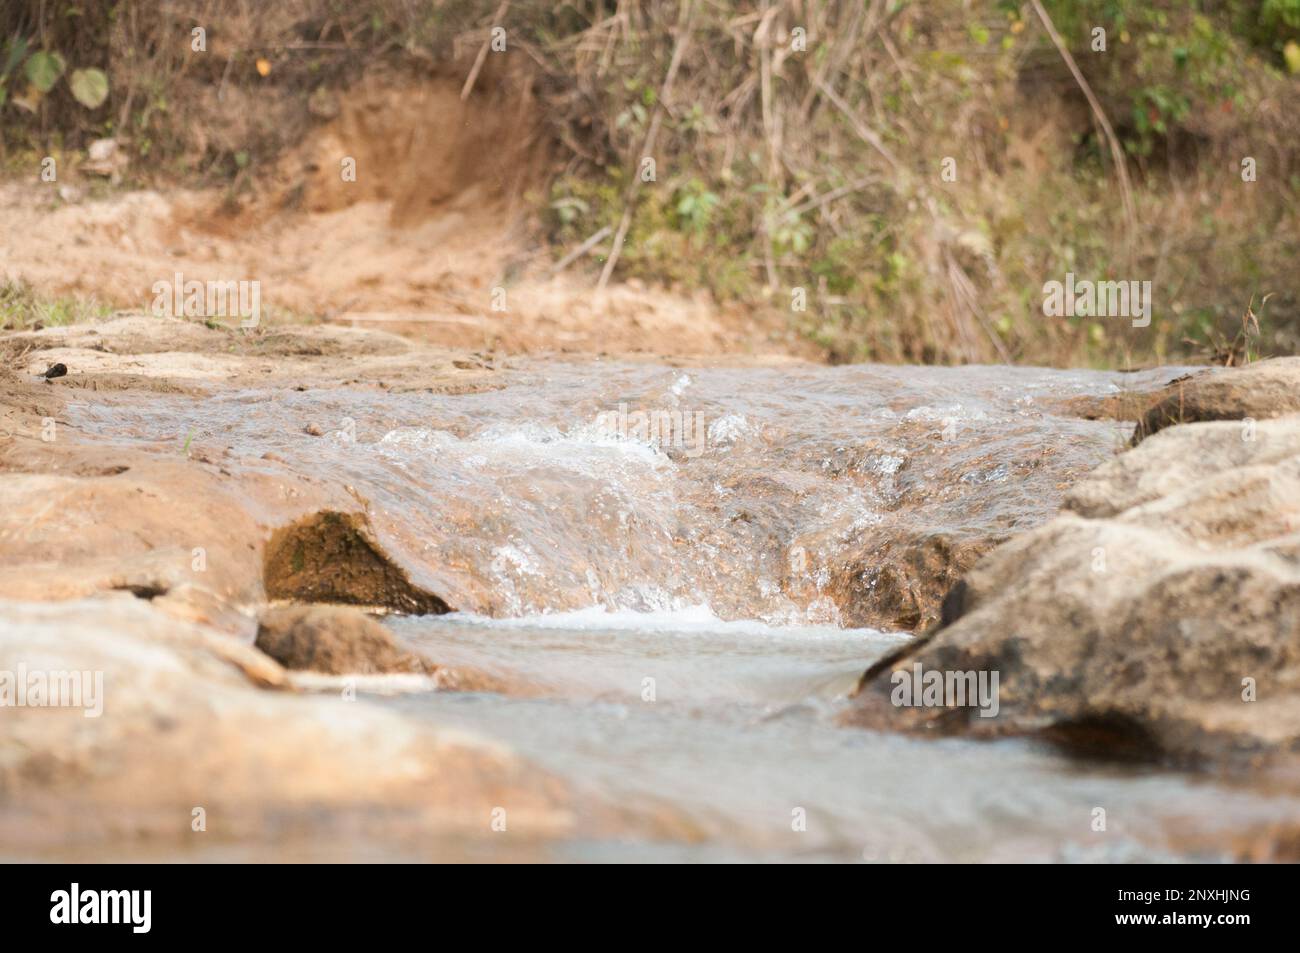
[
  {"x1": 384, "y1": 609, "x2": 1293, "y2": 863},
  {"x1": 69, "y1": 360, "x2": 1174, "y2": 623},
  {"x1": 62, "y1": 358, "x2": 1295, "y2": 861}
]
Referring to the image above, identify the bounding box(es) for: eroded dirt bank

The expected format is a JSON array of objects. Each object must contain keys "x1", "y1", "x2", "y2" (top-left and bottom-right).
[{"x1": 0, "y1": 70, "x2": 817, "y2": 360}]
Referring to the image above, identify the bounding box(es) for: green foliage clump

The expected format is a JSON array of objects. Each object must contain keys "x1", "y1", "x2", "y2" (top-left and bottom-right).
[{"x1": 0, "y1": 279, "x2": 111, "y2": 331}]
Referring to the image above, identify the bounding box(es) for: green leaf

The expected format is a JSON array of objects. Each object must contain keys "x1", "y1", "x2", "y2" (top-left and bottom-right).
[
  {"x1": 24, "y1": 50, "x2": 65, "y2": 93},
  {"x1": 69, "y1": 67, "x2": 108, "y2": 108},
  {"x1": 2, "y1": 36, "x2": 28, "y2": 77}
]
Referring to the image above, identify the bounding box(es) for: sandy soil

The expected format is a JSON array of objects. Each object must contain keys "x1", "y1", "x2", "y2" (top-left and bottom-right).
[{"x1": 0, "y1": 76, "x2": 820, "y2": 360}]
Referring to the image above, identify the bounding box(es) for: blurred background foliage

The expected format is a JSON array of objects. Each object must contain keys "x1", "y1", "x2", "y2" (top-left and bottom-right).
[{"x1": 0, "y1": 0, "x2": 1296, "y2": 367}]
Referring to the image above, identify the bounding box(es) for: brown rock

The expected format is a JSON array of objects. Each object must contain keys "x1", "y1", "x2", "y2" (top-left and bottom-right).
[
  {"x1": 0, "y1": 594, "x2": 576, "y2": 853},
  {"x1": 1132, "y1": 357, "x2": 1300, "y2": 444},
  {"x1": 256, "y1": 604, "x2": 433, "y2": 675},
  {"x1": 828, "y1": 529, "x2": 998, "y2": 631},
  {"x1": 263, "y1": 510, "x2": 451, "y2": 615},
  {"x1": 1046, "y1": 387, "x2": 1165, "y2": 424},
  {"x1": 846, "y1": 414, "x2": 1300, "y2": 765}
]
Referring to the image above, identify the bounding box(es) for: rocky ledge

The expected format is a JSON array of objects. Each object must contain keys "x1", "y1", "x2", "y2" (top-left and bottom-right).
[
  {"x1": 0, "y1": 318, "x2": 610, "y2": 855},
  {"x1": 847, "y1": 358, "x2": 1300, "y2": 767}
]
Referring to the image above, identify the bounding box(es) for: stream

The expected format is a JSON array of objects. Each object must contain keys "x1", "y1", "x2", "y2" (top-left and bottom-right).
[{"x1": 62, "y1": 358, "x2": 1294, "y2": 861}]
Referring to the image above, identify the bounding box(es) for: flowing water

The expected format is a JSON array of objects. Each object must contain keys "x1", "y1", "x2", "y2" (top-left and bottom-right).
[
  {"x1": 64, "y1": 359, "x2": 1295, "y2": 860},
  {"x1": 72, "y1": 360, "x2": 1169, "y2": 622}
]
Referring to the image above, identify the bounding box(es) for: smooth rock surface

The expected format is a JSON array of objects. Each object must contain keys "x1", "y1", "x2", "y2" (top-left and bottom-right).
[
  {"x1": 1133, "y1": 357, "x2": 1300, "y2": 443},
  {"x1": 0, "y1": 595, "x2": 577, "y2": 855},
  {"x1": 847, "y1": 413, "x2": 1300, "y2": 764}
]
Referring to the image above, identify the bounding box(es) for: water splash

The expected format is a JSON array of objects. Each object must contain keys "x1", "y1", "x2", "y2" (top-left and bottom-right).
[{"x1": 66, "y1": 359, "x2": 1183, "y2": 625}]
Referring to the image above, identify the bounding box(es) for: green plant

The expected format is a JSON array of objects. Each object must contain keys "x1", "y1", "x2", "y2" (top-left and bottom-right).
[
  {"x1": 0, "y1": 34, "x2": 28, "y2": 108},
  {"x1": 0, "y1": 279, "x2": 112, "y2": 330},
  {"x1": 1, "y1": 39, "x2": 107, "y2": 113}
]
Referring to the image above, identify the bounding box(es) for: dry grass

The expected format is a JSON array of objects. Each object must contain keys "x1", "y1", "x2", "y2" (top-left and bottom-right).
[{"x1": 0, "y1": 279, "x2": 112, "y2": 332}]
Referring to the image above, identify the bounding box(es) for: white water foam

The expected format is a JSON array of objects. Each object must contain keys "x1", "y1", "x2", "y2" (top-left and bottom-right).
[
  {"x1": 376, "y1": 423, "x2": 671, "y2": 471},
  {"x1": 434, "y1": 603, "x2": 908, "y2": 642}
]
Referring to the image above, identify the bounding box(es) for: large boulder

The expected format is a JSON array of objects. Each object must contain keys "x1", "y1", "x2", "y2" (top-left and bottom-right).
[
  {"x1": 1132, "y1": 357, "x2": 1300, "y2": 443},
  {"x1": 846, "y1": 412, "x2": 1300, "y2": 765},
  {"x1": 827, "y1": 527, "x2": 998, "y2": 631},
  {"x1": 0, "y1": 595, "x2": 576, "y2": 854}
]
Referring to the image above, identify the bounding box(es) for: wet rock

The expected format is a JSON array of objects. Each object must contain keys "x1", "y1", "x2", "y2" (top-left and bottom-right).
[
  {"x1": 1165, "y1": 816, "x2": 1300, "y2": 863},
  {"x1": 0, "y1": 595, "x2": 575, "y2": 852},
  {"x1": 0, "y1": 372, "x2": 369, "y2": 636},
  {"x1": 846, "y1": 414, "x2": 1300, "y2": 765},
  {"x1": 1132, "y1": 357, "x2": 1300, "y2": 444},
  {"x1": 829, "y1": 528, "x2": 998, "y2": 631},
  {"x1": 263, "y1": 510, "x2": 451, "y2": 615},
  {"x1": 1047, "y1": 387, "x2": 1166, "y2": 423},
  {"x1": 3, "y1": 315, "x2": 1180, "y2": 633},
  {"x1": 256, "y1": 604, "x2": 433, "y2": 675},
  {"x1": 0, "y1": 462, "x2": 268, "y2": 635}
]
